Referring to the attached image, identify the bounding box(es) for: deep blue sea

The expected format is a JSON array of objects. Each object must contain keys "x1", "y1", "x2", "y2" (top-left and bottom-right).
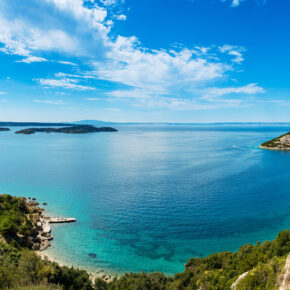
[{"x1": 0, "y1": 124, "x2": 290, "y2": 275}]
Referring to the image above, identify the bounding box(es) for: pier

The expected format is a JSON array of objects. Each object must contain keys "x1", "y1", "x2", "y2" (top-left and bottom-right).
[
  {"x1": 38, "y1": 217, "x2": 76, "y2": 251},
  {"x1": 49, "y1": 217, "x2": 76, "y2": 223}
]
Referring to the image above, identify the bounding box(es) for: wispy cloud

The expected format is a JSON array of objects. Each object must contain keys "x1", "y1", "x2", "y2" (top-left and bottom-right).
[
  {"x1": 16, "y1": 56, "x2": 48, "y2": 63},
  {"x1": 115, "y1": 14, "x2": 127, "y2": 21},
  {"x1": 257, "y1": 100, "x2": 290, "y2": 106},
  {"x1": 219, "y1": 45, "x2": 245, "y2": 63},
  {"x1": 86, "y1": 97, "x2": 101, "y2": 101},
  {"x1": 36, "y1": 77, "x2": 95, "y2": 91},
  {"x1": 100, "y1": 0, "x2": 119, "y2": 6},
  {"x1": 204, "y1": 83, "x2": 264, "y2": 99},
  {"x1": 57, "y1": 60, "x2": 78, "y2": 66},
  {"x1": 34, "y1": 99, "x2": 67, "y2": 105},
  {"x1": 231, "y1": 0, "x2": 242, "y2": 7}
]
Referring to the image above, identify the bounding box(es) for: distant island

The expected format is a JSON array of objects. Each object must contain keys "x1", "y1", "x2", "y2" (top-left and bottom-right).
[
  {"x1": 260, "y1": 132, "x2": 290, "y2": 150},
  {"x1": 15, "y1": 125, "x2": 118, "y2": 135},
  {"x1": 0, "y1": 128, "x2": 10, "y2": 132}
]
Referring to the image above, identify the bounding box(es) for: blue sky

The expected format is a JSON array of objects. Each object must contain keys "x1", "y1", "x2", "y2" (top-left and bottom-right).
[{"x1": 0, "y1": 0, "x2": 289, "y2": 122}]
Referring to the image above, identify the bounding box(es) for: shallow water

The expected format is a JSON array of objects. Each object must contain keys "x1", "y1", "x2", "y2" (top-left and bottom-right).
[{"x1": 0, "y1": 124, "x2": 290, "y2": 275}]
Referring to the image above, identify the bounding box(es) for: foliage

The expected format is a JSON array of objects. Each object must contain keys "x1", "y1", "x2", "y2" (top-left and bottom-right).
[
  {"x1": 0, "y1": 242, "x2": 93, "y2": 290},
  {"x1": 236, "y1": 256, "x2": 285, "y2": 290},
  {"x1": 261, "y1": 132, "x2": 290, "y2": 148},
  {"x1": 104, "y1": 272, "x2": 172, "y2": 290},
  {"x1": 0, "y1": 194, "x2": 32, "y2": 239},
  {"x1": 0, "y1": 194, "x2": 289, "y2": 290}
]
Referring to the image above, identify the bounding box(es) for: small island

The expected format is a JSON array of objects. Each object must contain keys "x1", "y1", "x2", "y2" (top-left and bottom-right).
[
  {"x1": 260, "y1": 132, "x2": 290, "y2": 150},
  {"x1": 0, "y1": 128, "x2": 10, "y2": 132},
  {"x1": 15, "y1": 125, "x2": 118, "y2": 135}
]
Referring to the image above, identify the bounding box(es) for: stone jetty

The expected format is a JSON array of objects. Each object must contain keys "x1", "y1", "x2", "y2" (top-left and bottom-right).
[
  {"x1": 49, "y1": 217, "x2": 76, "y2": 223},
  {"x1": 37, "y1": 217, "x2": 76, "y2": 251},
  {"x1": 26, "y1": 198, "x2": 77, "y2": 252}
]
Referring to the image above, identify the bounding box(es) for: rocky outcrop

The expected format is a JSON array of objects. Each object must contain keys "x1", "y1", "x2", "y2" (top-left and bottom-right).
[
  {"x1": 260, "y1": 132, "x2": 290, "y2": 151},
  {"x1": 0, "y1": 128, "x2": 10, "y2": 132},
  {"x1": 280, "y1": 253, "x2": 290, "y2": 290}
]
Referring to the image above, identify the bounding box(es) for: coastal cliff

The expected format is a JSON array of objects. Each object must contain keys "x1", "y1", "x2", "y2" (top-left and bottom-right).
[{"x1": 260, "y1": 132, "x2": 290, "y2": 150}]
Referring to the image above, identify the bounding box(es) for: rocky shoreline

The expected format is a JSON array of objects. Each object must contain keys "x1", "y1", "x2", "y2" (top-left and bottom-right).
[
  {"x1": 25, "y1": 198, "x2": 115, "y2": 282},
  {"x1": 25, "y1": 198, "x2": 76, "y2": 251},
  {"x1": 260, "y1": 132, "x2": 290, "y2": 151}
]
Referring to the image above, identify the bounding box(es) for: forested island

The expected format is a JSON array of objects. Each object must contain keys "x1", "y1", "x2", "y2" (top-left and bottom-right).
[
  {"x1": 0, "y1": 194, "x2": 290, "y2": 289},
  {"x1": 260, "y1": 132, "x2": 290, "y2": 150},
  {"x1": 15, "y1": 125, "x2": 118, "y2": 135}
]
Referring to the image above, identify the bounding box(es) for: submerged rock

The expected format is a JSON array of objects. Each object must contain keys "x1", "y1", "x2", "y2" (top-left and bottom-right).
[{"x1": 89, "y1": 253, "x2": 97, "y2": 259}]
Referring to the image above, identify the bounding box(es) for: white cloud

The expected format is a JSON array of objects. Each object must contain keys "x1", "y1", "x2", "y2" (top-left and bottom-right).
[
  {"x1": 36, "y1": 77, "x2": 95, "y2": 90},
  {"x1": 0, "y1": 0, "x2": 264, "y2": 111},
  {"x1": 100, "y1": 0, "x2": 118, "y2": 6},
  {"x1": 16, "y1": 56, "x2": 48, "y2": 63},
  {"x1": 86, "y1": 97, "x2": 101, "y2": 101},
  {"x1": 108, "y1": 89, "x2": 152, "y2": 99},
  {"x1": 204, "y1": 83, "x2": 264, "y2": 98},
  {"x1": 133, "y1": 96, "x2": 242, "y2": 111},
  {"x1": 0, "y1": 92, "x2": 6, "y2": 95},
  {"x1": 257, "y1": 100, "x2": 290, "y2": 106},
  {"x1": 115, "y1": 14, "x2": 127, "y2": 21},
  {"x1": 231, "y1": 0, "x2": 241, "y2": 7},
  {"x1": 219, "y1": 45, "x2": 245, "y2": 63},
  {"x1": 0, "y1": 0, "x2": 110, "y2": 58},
  {"x1": 54, "y1": 72, "x2": 96, "y2": 79},
  {"x1": 58, "y1": 60, "x2": 78, "y2": 66},
  {"x1": 106, "y1": 84, "x2": 261, "y2": 111},
  {"x1": 34, "y1": 99, "x2": 67, "y2": 105},
  {"x1": 94, "y1": 39, "x2": 231, "y2": 94}
]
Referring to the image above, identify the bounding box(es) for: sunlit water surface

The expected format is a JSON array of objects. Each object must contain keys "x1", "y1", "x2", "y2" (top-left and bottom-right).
[{"x1": 0, "y1": 124, "x2": 290, "y2": 275}]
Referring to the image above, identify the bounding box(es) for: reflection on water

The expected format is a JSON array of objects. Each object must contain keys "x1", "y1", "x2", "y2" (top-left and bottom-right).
[{"x1": 0, "y1": 124, "x2": 289, "y2": 274}]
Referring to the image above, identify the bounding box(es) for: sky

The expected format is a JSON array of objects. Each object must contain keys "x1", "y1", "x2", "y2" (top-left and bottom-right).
[{"x1": 0, "y1": 0, "x2": 289, "y2": 123}]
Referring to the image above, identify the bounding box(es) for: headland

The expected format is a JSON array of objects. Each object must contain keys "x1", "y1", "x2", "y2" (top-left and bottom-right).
[{"x1": 260, "y1": 132, "x2": 290, "y2": 151}]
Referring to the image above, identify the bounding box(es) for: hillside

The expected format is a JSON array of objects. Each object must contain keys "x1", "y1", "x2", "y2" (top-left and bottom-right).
[
  {"x1": 260, "y1": 132, "x2": 290, "y2": 150},
  {"x1": 0, "y1": 194, "x2": 289, "y2": 289}
]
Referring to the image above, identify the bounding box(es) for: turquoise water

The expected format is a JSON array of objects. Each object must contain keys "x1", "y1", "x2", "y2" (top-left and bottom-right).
[{"x1": 0, "y1": 124, "x2": 290, "y2": 275}]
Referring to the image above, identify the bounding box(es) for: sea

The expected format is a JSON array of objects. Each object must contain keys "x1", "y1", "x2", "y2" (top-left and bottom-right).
[{"x1": 0, "y1": 123, "x2": 290, "y2": 276}]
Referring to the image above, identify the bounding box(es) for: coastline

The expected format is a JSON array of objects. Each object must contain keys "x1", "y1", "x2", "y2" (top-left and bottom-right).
[
  {"x1": 28, "y1": 199, "x2": 116, "y2": 282},
  {"x1": 259, "y1": 145, "x2": 290, "y2": 151},
  {"x1": 37, "y1": 247, "x2": 117, "y2": 281}
]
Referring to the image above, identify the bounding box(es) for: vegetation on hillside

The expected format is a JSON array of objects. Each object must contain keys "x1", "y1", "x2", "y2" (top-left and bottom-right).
[
  {"x1": 261, "y1": 132, "x2": 290, "y2": 148},
  {"x1": 15, "y1": 126, "x2": 118, "y2": 135},
  {"x1": 0, "y1": 194, "x2": 289, "y2": 289}
]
